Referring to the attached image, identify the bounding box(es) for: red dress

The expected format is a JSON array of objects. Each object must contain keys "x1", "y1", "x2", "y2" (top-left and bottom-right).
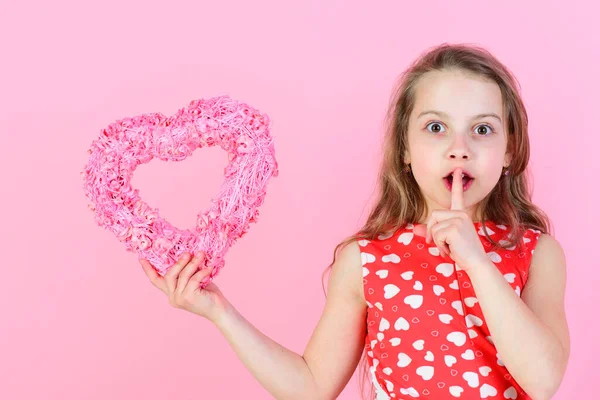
[{"x1": 359, "y1": 221, "x2": 541, "y2": 400}]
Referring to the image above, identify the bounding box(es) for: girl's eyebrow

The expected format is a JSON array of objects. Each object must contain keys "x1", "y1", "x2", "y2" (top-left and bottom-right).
[{"x1": 417, "y1": 110, "x2": 502, "y2": 123}]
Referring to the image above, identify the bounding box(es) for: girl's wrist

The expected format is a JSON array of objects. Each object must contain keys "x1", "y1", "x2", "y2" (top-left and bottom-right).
[{"x1": 211, "y1": 297, "x2": 237, "y2": 328}]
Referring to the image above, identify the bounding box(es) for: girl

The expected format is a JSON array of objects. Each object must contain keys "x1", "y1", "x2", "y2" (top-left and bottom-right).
[{"x1": 140, "y1": 43, "x2": 570, "y2": 400}]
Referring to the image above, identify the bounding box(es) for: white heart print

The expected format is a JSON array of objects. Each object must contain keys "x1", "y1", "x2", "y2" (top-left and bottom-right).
[
  {"x1": 445, "y1": 355, "x2": 457, "y2": 367},
  {"x1": 464, "y1": 297, "x2": 478, "y2": 307},
  {"x1": 382, "y1": 254, "x2": 401, "y2": 263},
  {"x1": 394, "y1": 317, "x2": 410, "y2": 331},
  {"x1": 413, "y1": 340, "x2": 425, "y2": 350},
  {"x1": 424, "y1": 351, "x2": 434, "y2": 361},
  {"x1": 397, "y1": 232, "x2": 414, "y2": 245},
  {"x1": 439, "y1": 314, "x2": 453, "y2": 324},
  {"x1": 478, "y1": 225, "x2": 495, "y2": 236},
  {"x1": 433, "y1": 285, "x2": 445, "y2": 296},
  {"x1": 397, "y1": 353, "x2": 412, "y2": 367},
  {"x1": 480, "y1": 384, "x2": 498, "y2": 398},
  {"x1": 383, "y1": 284, "x2": 400, "y2": 299},
  {"x1": 461, "y1": 349, "x2": 475, "y2": 360},
  {"x1": 413, "y1": 280, "x2": 423, "y2": 290},
  {"x1": 487, "y1": 251, "x2": 502, "y2": 263},
  {"x1": 385, "y1": 379, "x2": 394, "y2": 392},
  {"x1": 361, "y1": 252, "x2": 376, "y2": 265},
  {"x1": 404, "y1": 294, "x2": 424, "y2": 309},
  {"x1": 428, "y1": 247, "x2": 440, "y2": 256},
  {"x1": 466, "y1": 314, "x2": 484, "y2": 328},
  {"x1": 400, "y1": 387, "x2": 419, "y2": 398},
  {"x1": 447, "y1": 331, "x2": 467, "y2": 346},
  {"x1": 375, "y1": 270, "x2": 389, "y2": 278},
  {"x1": 504, "y1": 273, "x2": 516, "y2": 283},
  {"x1": 449, "y1": 386, "x2": 464, "y2": 397},
  {"x1": 362, "y1": 267, "x2": 370, "y2": 277},
  {"x1": 389, "y1": 338, "x2": 401, "y2": 346},
  {"x1": 436, "y1": 263, "x2": 454, "y2": 277},
  {"x1": 379, "y1": 318, "x2": 390, "y2": 331},
  {"x1": 452, "y1": 301, "x2": 465, "y2": 316},
  {"x1": 479, "y1": 366, "x2": 492, "y2": 377},
  {"x1": 504, "y1": 386, "x2": 517, "y2": 399},
  {"x1": 401, "y1": 271, "x2": 414, "y2": 280},
  {"x1": 416, "y1": 365, "x2": 434, "y2": 380},
  {"x1": 462, "y1": 371, "x2": 479, "y2": 388}
]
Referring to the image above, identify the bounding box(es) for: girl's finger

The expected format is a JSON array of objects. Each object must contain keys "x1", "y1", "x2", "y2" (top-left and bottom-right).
[
  {"x1": 184, "y1": 264, "x2": 215, "y2": 295},
  {"x1": 175, "y1": 252, "x2": 206, "y2": 296},
  {"x1": 426, "y1": 218, "x2": 435, "y2": 244},
  {"x1": 140, "y1": 259, "x2": 167, "y2": 294},
  {"x1": 431, "y1": 221, "x2": 454, "y2": 258},
  {"x1": 432, "y1": 235, "x2": 445, "y2": 258},
  {"x1": 436, "y1": 232, "x2": 451, "y2": 259},
  {"x1": 164, "y1": 252, "x2": 192, "y2": 294}
]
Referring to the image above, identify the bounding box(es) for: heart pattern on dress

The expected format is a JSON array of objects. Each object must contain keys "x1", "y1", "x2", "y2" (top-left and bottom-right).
[{"x1": 360, "y1": 221, "x2": 541, "y2": 398}]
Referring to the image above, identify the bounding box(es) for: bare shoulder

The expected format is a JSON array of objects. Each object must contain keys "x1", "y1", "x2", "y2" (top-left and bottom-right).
[
  {"x1": 528, "y1": 233, "x2": 567, "y2": 277},
  {"x1": 522, "y1": 233, "x2": 570, "y2": 358},
  {"x1": 524, "y1": 233, "x2": 567, "y2": 293},
  {"x1": 327, "y1": 239, "x2": 366, "y2": 306}
]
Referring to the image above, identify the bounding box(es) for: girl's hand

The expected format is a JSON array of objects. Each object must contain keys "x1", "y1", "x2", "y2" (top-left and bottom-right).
[
  {"x1": 413, "y1": 168, "x2": 489, "y2": 273},
  {"x1": 140, "y1": 252, "x2": 230, "y2": 323}
]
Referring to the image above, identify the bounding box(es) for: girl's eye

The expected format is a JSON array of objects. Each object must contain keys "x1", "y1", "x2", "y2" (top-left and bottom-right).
[
  {"x1": 426, "y1": 122, "x2": 446, "y2": 134},
  {"x1": 474, "y1": 124, "x2": 495, "y2": 135},
  {"x1": 425, "y1": 122, "x2": 495, "y2": 136}
]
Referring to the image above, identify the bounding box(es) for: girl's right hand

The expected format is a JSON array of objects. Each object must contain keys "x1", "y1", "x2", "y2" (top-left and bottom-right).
[{"x1": 140, "y1": 252, "x2": 229, "y2": 323}]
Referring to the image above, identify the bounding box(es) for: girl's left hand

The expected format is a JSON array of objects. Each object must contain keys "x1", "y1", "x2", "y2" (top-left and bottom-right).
[{"x1": 413, "y1": 168, "x2": 489, "y2": 273}]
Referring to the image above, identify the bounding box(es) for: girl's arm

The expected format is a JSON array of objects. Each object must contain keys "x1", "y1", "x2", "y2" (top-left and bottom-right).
[
  {"x1": 213, "y1": 241, "x2": 367, "y2": 400},
  {"x1": 467, "y1": 234, "x2": 570, "y2": 400}
]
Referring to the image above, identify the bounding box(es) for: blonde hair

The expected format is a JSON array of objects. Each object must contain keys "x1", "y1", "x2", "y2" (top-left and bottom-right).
[{"x1": 320, "y1": 43, "x2": 553, "y2": 400}]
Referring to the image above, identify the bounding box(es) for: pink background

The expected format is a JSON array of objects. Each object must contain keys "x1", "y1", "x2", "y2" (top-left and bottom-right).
[{"x1": 1, "y1": 0, "x2": 598, "y2": 398}]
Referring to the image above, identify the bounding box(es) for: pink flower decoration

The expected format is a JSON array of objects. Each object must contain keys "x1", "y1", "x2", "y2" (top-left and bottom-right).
[{"x1": 82, "y1": 95, "x2": 279, "y2": 288}]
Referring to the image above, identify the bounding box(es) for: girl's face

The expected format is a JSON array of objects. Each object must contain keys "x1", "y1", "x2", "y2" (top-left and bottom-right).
[{"x1": 405, "y1": 69, "x2": 511, "y2": 224}]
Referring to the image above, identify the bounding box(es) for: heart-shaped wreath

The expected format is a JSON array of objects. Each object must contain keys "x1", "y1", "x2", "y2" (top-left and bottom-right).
[{"x1": 82, "y1": 95, "x2": 278, "y2": 287}]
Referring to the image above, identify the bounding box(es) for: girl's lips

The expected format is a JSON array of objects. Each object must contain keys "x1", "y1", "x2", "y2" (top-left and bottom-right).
[{"x1": 443, "y1": 176, "x2": 474, "y2": 191}]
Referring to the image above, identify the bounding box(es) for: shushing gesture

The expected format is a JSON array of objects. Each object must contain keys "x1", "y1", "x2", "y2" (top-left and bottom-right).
[{"x1": 413, "y1": 168, "x2": 490, "y2": 273}]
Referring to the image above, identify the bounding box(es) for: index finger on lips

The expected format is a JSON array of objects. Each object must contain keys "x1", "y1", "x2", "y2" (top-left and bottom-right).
[{"x1": 451, "y1": 168, "x2": 464, "y2": 211}]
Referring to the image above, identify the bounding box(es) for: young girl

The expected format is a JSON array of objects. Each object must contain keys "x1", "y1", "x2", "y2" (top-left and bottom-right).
[{"x1": 140, "y1": 43, "x2": 570, "y2": 400}]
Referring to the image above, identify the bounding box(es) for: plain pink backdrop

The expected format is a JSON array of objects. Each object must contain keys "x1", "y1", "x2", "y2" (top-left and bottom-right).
[{"x1": 1, "y1": 0, "x2": 598, "y2": 399}]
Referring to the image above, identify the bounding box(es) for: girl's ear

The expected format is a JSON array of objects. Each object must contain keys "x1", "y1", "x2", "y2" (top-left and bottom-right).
[
  {"x1": 504, "y1": 138, "x2": 514, "y2": 167},
  {"x1": 504, "y1": 150, "x2": 512, "y2": 167}
]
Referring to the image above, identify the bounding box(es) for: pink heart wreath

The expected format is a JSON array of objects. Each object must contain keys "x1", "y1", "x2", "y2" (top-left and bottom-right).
[{"x1": 82, "y1": 95, "x2": 278, "y2": 287}]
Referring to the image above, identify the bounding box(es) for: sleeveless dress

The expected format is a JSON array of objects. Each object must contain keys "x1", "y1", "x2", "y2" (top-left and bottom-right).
[{"x1": 359, "y1": 220, "x2": 541, "y2": 400}]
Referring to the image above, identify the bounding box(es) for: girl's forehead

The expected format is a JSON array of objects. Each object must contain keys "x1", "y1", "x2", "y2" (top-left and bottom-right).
[{"x1": 413, "y1": 70, "x2": 503, "y2": 117}]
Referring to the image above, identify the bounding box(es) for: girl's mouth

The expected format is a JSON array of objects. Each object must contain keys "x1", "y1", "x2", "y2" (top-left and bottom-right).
[{"x1": 443, "y1": 173, "x2": 474, "y2": 191}]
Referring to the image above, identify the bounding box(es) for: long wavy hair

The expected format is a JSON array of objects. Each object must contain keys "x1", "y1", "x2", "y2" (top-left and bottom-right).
[{"x1": 320, "y1": 43, "x2": 553, "y2": 400}]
